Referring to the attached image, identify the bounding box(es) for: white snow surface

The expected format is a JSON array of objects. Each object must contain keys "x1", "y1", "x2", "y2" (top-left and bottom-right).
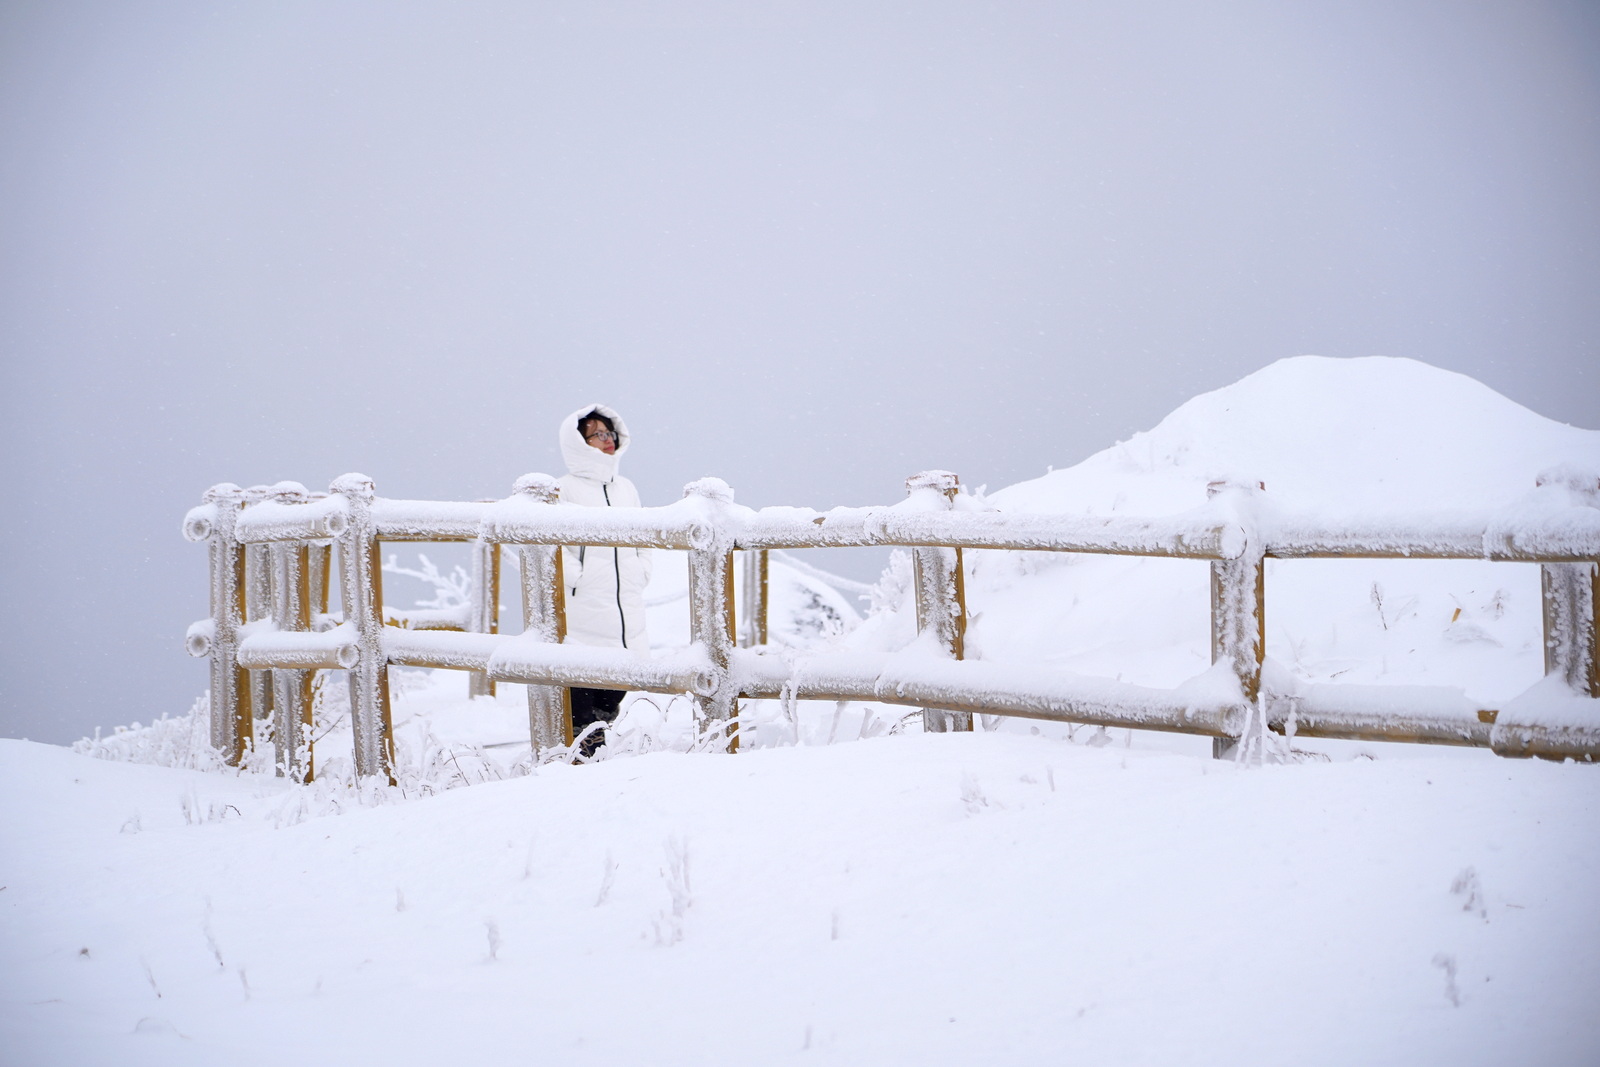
[
  {"x1": 995, "y1": 355, "x2": 1599, "y2": 515},
  {"x1": 5, "y1": 729, "x2": 1598, "y2": 1065},
  {"x1": 6, "y1": 356, "x2": 1599, "y2": 1064}
]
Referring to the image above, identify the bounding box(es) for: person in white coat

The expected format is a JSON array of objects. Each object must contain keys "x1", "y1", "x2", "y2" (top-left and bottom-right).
[{"x1": 558, "y1": 404, "x2": 652, "y2": 755}]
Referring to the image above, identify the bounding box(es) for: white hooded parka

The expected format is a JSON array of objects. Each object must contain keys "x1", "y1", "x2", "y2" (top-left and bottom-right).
[{"x1": 557, "y1": 404, "x2": 652, "y2": 656}]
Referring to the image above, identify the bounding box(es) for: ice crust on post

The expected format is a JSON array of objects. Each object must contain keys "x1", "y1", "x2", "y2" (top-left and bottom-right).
[
  {"x1": 466, "y1": 537, "x2": 501, "y2": 699},
  {"x1": 1206, "y1": 481, "x2": 1266, "y2": 759},
  {"x1": 198, "y1": 483, "x2": 250, "y2": 764},
  {"x1": 331, "y1": 473, "x2": 396, "y2": 783},
  {"x1": 904, "y1": 471, "x2": 971, "y2": 733},
  {"x1": 1534, "y1": 467, "x2": 1599, "y2": 699},
  {"x1": 510, "y1": 473, "x2": 569, "y2": 752},
  {"x1": 263, "y1": 482, "x2": 315, "y2": 782},
  {"x1": 682, "y1": 478, "x2": 739, "y2": 748}
]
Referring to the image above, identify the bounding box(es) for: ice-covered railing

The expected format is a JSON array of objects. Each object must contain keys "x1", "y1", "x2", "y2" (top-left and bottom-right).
[{"x1": 184, "y1": 466, "x2": 1600, "y2": 782}]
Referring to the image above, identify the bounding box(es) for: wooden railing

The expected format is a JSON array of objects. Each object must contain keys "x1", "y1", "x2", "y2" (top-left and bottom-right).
[{"x1": 184, "y1": 468, "x2": 1600, "y2": 782}]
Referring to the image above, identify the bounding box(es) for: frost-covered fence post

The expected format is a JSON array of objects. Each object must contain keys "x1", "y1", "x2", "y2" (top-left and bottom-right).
[
  {"x1": 1208, "y1": 481, "x2": 1266, "y2": 760},
  {"x1": 738, "y1": 549, "x2": 769, "y2": 649},
  {"x1": 1542, "y1": 563, "x2": 1599, "y2": 696},
  {"x1": 192, "y1": 483, "x2": 253, "y2": 764},
  {"x1": 468, "y1": 529, "x2": 502, "y2": 699},
  {"x1": 757, "y1": 550, "x2": 767, "y2": 647},
  {"x1": 243, "y1": 485, "x2": 275, "y2": 725},
  {"x1": 1536, "y1": 470, "x2": 1600, "y2": 697},
  {"x1": 685, "y1": 478, "x2": 739, "y2": 751},
  {"x1": 906, "y1": 471, "x2": 971, "y2": 733},
  {"x1": 267, "y1": 482, "x2": 316, "y2": 782},
  {"x1": 305, "y1": 490, "x2": 333, "y2": 621},
  {"x1": 308, "y1": 537, "x2": 332, "y2": 619},
  {"x1": 512, "y1": 474, "x2": 571, "y2": 751},
  {"x1": 331, "y1": 473, "x2": 396, "y2": 783}
]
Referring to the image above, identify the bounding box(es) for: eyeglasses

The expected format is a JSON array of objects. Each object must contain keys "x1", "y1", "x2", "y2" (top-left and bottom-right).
[{"x1": 584, "y1": 430, "x2": 618, "y2": 444}]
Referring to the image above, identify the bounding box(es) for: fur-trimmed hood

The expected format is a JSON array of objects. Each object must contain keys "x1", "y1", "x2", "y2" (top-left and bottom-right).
[{"x1": 559, "y1": 403, "x2": 631, "y2": 483}]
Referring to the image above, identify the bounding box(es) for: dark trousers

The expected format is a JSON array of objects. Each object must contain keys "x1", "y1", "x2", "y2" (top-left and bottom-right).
[{"x1": 569, "y1": 687, "x2": 626, "y2": 756}]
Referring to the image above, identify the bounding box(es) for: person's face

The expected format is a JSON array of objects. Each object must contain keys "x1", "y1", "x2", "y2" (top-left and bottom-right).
[{"x1": 582, "y1": 419, "x2": 618, "y2": 455}]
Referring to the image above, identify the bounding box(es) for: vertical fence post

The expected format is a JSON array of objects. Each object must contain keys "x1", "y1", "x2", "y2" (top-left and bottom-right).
[
  {"x1": 308, "y1": 537, "x2": 332, "y2": 618},
  {"x1": 724, "y1": 549, "x2": 738, "y2": 663},
  {"x1": 243, "y1": 486, "x2": 275, "y2": 725},
  {"x1": 757, "y1": 549, "x2": 768, "y2": 647},
  {"x1": 267, "y1": 483, "x2": 316, "y2": 782},
  {"x1": 331, "y1": 473, "x2": 395, "y2": 783},
  {"x1": 685, "y1": 478, "x2": 738, "y2": 751},
  {"x1": 906, "y1": 470, "x2": 970, "y2": 733},
  {"x1": 738, "y1": 551, "x2": 754, "y2": 648},
  {"x1": 1208, "y1": 481, "x2": 1266, "y2": 760},
  {"x1": 513, "y1": 474, "x2": 571, "y2": 752},
  {"x1": 738, "y1": 549, "x2": 769, "y2": 649},
  {"x1": 468, "y1": 534, "x2": 502, "y2": 699},
  {"x1": 1537, "y1": 470, "x2": 1600, "y2": 698},
  {"x1": 200, "y1": 483, "x2": 252, "y2": 764},
  {"x1": 306, "y1": 514, "x2": 333, "y2": 777},
  {"x1": 1542, "y1": 562, "x2": 1599, "y2": 697}
]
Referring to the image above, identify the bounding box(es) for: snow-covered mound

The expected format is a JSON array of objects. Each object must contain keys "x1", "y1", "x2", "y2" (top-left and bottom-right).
[
  {"x1": 936, "y1": 357, "x2": 1600, "y2": 724},
  {"x1": 996, "y1": 355, "x2": 1599, "y2": 514}
]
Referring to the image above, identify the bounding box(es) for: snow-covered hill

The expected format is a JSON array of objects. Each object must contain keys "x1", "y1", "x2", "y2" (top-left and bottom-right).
[
  {"x1": 938, "y1": 357, "x2": 1600, "y2": 738},
  {"x1": 4, "y1": 356, "x2": 1598, "y2": 1064},
  {"x1": 998, "y1": 355, "x2": 1597, "y2": 514}
]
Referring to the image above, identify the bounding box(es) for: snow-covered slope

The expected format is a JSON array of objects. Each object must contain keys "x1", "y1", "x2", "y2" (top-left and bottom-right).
[
  {"x1": 950, "y1": 357, "x2": 1600, "y2": 721},
  {"x1": 995, "y1": 355, "x2": 1598, "y2": 514}
]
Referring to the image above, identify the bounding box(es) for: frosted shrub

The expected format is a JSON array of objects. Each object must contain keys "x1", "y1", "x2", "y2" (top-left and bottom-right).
[
  {"x1": 381, "y1": 552, "x2": 474, "y2": 629},
  {"x1": 78, "y1": 685, "x2": 530, "y2": 817},
  {"x1": 382, "y1": 552, "x2": 471, "y2": 610},
  {"x1": 866, "y1": 549, "x2": 914, "y2": 616},
  {"x1": 72, "y1": 695, "x2": 272, "y2": 774}
]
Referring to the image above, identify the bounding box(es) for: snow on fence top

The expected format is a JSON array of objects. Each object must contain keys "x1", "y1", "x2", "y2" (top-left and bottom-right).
[{"x1": 184, "y1": 468, "x2": 1600, "y2": 783}]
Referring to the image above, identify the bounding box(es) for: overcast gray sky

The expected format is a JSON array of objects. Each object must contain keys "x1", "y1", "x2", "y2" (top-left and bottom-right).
[{"x1": 3, "y1": 1, "x2": 1597, "y2": 744}]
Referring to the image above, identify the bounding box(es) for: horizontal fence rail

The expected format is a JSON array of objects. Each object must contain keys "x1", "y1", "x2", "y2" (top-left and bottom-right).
[{"x1": 185, "y1": 468, "x2": 1600, "y2": 781}]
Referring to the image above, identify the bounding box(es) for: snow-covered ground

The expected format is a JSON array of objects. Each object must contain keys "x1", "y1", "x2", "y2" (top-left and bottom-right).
[
  {"x1": 4, "y1": 356, "x2": 1597, "y2": 1064},
  {"x1": 5, "y1": 729, "x2": 1598, "y2": 1066}
]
